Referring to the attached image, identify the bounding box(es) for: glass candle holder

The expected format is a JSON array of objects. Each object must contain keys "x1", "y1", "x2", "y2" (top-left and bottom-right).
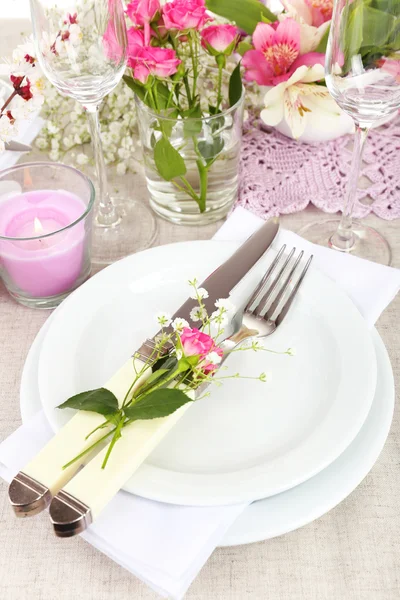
[{"x1": 0, "y1": 162, "x2": 94, "y2": 309}]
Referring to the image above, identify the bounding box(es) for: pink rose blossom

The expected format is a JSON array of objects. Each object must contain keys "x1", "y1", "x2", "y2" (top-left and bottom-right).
[
  {"x1": 126, "y1": 0, "x2": 160, "y2": 44},
  {"x1": 127, "y1": 27, "x2": 145, "y2": 57},
  {"x1": 162, "y1": 0, "x2": 210, "y2": 31},
  {"x1": 242, "y1": 19, "x2": 325, "y2": 86},
  {"x1": 129, "y1": 46, "x2": 181, "y2": 83},
  {"x1": 201, "y1": 24, "x2": 238, "y2": 55},
  {"x1": 180, "y1": 328, "x2": 223, "y2": 375}
]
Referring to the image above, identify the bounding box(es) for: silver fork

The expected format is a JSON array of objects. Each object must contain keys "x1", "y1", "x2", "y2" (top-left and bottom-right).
[{"x1": 220, "y1": 245, "x2": 313, "y2": 353}]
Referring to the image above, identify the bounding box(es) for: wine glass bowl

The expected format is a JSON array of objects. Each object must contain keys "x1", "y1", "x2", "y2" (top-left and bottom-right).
[
  {"x1": 300, "y1": 0, "x2": 400, "y2": 265},
  {"x1": 30, "y1": 0, "x2": 157, "y2": 264}
]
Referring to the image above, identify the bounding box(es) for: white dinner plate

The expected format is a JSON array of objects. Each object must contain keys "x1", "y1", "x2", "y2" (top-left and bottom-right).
[
  {"x1": 21, "y1": 322, "x2": 393, "y2": 546},
  {"x1": 37, "y1": 241, "x2": 377, "y2": 505}
]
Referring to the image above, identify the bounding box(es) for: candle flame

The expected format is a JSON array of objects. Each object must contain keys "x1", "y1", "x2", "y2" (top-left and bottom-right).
[{"x1": 34, "y1": 217, "x2": 44, "y2": 234}]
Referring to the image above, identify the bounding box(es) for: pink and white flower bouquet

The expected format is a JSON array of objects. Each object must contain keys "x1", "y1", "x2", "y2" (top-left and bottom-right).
[{"x1": 209, "y1": 0, "x2": 354, "y2": 142}]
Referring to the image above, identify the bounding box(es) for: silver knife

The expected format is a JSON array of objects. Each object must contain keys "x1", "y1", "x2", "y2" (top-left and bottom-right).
[
  {"x1": 5, "y1": 140, "x2": 32, "y2": 152},
  {"x1": 9, "y1": 218, "x2": 279, "y2": 526}
]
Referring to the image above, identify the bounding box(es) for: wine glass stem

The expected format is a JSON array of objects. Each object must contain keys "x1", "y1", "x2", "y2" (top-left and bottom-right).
[
  {"x1": 330, "y1": 125, "x2": 369, "y2": 251},
  {"x1": 86, "y1": 105, "x2": 120, "y2": 228}
]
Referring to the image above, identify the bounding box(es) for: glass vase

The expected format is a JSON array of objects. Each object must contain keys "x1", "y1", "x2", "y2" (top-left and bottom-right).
[{"x1": 135, "y1": 93, "x2": 245, "y2": 225}]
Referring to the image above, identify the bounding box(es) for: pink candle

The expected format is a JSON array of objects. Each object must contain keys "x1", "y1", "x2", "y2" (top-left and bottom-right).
[{"x1": 0, "y1": 189, "x2": 87, "y2": 297}]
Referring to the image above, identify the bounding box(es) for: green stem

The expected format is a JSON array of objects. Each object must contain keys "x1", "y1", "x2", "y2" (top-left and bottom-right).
[
  {"x1": 169, "y1": 34, "x2": 192, "y2": 107},
  {"x1": 62, "y1": 428, "x2": 116, "y2": 470},
  {"x1": 196, "y1": 160, "x2": 208, "y2": 213},
  {"x1": 216, "y1": 60, "x2": 223, "y2": 112},
  {"x1": 101, "y1": 417, "x2": 125, "y2": 469},
  {"x1": 84, "y1": 419, "x2": 111, "y2": 440},
  {"x1": 189, "y1": 32, "x2": 198, "y2": 101}
]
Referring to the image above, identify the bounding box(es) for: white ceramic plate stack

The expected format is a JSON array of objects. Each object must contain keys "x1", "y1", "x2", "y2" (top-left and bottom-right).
[{"x1": 20, "y1": 241, "x2": 394, "y2": 546}]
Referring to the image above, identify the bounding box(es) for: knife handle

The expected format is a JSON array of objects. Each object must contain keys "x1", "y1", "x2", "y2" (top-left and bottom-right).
[
  {"x1": 49, "y1": 397, "x2": 194, "y2": 537},
  {"x1": 9, "y1": 357, "x2": 151, "y2": 517}
]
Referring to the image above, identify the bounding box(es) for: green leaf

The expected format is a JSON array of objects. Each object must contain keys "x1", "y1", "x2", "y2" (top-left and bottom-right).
[
  {"x1": 123, "y1": 76, "x2": 148, "y2": 104},
  {"x1": 154, "y1": 137, "x2": 187, "y2": 181},
  {"x1": 144, "y1": 368, "x2": 170, "y2": 386},
  {"x1": 206, "y1": 0, "x2": 277, "y2": 34},
  {"x1": 343, "y1": 2, "x2": 397, "y2": 61},
  {"x1": 57, "y1": 388, "x2": 119, "y2": 416},
  {"x1": 198, "y1": 135, "x2": 224, "y2": 163},
  {"x1": 124, "y1": 388, "x2": 192, "y2": 421},
  {"x1": 183, "y1": 104, "x2": 203, "y2": 137},
  {"x1": 237, "y1": 40, "x2": 253, "y2": 56},
  {"x1": 229, "y1": 61, "x2": 243, "y2": 108},
  {"x1": 315, "y1": 26, "x2": 330, "y2": 53}
]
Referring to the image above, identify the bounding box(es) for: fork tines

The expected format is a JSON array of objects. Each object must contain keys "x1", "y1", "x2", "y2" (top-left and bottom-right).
[{"x1": 247, "y1": 245, "x2": 313, "y2": 325}]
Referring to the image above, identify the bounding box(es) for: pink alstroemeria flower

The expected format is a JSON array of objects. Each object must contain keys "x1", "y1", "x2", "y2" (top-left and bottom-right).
[
  {"x1": 162, "y1": 0, "x2": 210, "y2": 31},
  {"x1": 304, "y1": 0, "x2": 333, "y2": 26},
  {"x1": 242, "y1": 19, "x2": 325, "y2": 86},
  {"x1": 201, "y1": 24, "x2": 238, "y2": 56},
  {"x1": 180, "y1": 328, "x2": 223, "y2": 374},
  {"x1": 126, "y1": 0, "x2": 160, "y2": 44},
  {"x1": 280, "y1": 0, "x2": 331, "y2": 53},
  {"x1": 129, "y1": 46, "x2": 181, "y2": 84}
]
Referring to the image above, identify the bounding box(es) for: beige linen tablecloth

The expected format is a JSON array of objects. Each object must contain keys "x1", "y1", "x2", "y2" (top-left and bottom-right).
[{"x1": 0, "y1": 22, "x2": 399, "y2": 600}]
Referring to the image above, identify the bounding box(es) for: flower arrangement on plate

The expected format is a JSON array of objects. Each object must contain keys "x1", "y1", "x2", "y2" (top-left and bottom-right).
[{"x1": 56, "y1": 278, "x2": 288, "y2": 469}]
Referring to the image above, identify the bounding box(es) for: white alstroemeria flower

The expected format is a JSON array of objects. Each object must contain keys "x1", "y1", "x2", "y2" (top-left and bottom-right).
[
  {"x1": 190, "y1": 306, "x2": 203, "y2": 322},
  {"x1": 261, "y1": 64, "x2": 341, "y2": 140},
  {"x1": 206, "y1": 351, "x2": 222, "y2": 365},
  {"x1": 279, "y1": 0, "x2": 331, "y2": 54},
  {"x1": 156, "y1": 312, "x2": 172, "y2": 327},
  {"x1": 214, "y1": 298, "x2": 235, "y2": 312},
  {"x1": 171, "y1": 318, "x2": 189, "y2": 332}
]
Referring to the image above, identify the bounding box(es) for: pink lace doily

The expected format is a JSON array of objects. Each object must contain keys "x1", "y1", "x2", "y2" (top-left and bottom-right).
[{"x1": 238, "y1": 115, "x2": 400, "y2": 220}]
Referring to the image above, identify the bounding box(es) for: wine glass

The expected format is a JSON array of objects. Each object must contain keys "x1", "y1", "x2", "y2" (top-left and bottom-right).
[
  {"x1": 299, "y1": 0, "x2": 400, "y2": 265},
  {"x1": 30, "y1": 0, "x2": 157, "y2": 265}
]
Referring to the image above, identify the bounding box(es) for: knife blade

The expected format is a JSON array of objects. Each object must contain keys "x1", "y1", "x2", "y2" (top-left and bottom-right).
[
  {"x1": 9, "y1": 218, "x2": 279, "y2": 522},
  {"x1": 5, "y1": 140, "x2": 32, "y2": 152}
]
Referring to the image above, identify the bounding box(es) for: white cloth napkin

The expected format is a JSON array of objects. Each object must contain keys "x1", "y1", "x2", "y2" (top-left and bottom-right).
[{"x1": 1, "y1": 207, "x2": 399, "y2": 599}]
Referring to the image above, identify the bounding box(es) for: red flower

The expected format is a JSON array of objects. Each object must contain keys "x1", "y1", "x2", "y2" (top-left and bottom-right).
[
  {"x1": 68, "y1": 12, "x2": 78, "y2": 24},
  {"x1": 61, "y1": 30, "x2": 70, "y2": 41},
  {"x1": 10, "y1": 75, "x2": 24, "y2": 90},
  {"x1": 24, "y1": 54, "x2": 36, "y2": 64}
]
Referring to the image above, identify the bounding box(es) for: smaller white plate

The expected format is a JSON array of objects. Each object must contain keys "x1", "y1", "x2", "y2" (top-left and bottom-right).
[{"x1": 20, "y1": 324, "x2": 394, "y2": 546}]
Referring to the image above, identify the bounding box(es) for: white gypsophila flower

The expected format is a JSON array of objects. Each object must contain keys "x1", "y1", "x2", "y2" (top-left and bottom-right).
[
  {"x1": 76, "y1": 153, "x2": 89, "y2": 165},
  {"x1": 214, "y1": 298, "x2": 235, "y2": 312},
  {"x1": 190, "y1": 306, "x2": 203, "y2": 322},
  {"x1": 35, "y1": 137, "x2": 48, "y2": 150},
  {"x1": 49, "y1": 149, "x2": 60, "y2": 161},
  {"x1": 156, "y1": 312, "x2": 172, "y2": 328},
  {"x1": 171, "y1": 318, "x2": 189, "y2": 332},
  {"x1": 206, "y1": 351, "x2": 222, "y2": 365},
  {"x1": 211, "y1": 310, "x2": 229, "y2": 326},
  {"x1": 47, "y1": 121, "x2": 59, "y2": 134},
  {"x1": 63, "y1": 136, "x2": 73, "y2": 149},
  {"x1": 189, "y1": 287, "x2": 208, "y2": 300},
  {"x1": 51, "y1": 138, "x2": 59, "y2": 150},
  {"x1": 116, "y1": 162, "x2": 127, "y2": 175}
]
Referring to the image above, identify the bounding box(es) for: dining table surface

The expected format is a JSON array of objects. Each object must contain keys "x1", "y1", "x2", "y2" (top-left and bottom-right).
[{"x1": 0, "y1": 14, "x2": 399, "y2": 600}]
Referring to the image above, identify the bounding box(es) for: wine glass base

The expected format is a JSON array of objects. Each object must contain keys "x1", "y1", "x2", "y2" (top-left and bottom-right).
[
  {"x1": 298, "y1": 219, "x2": 392, "y2": 266},
  {"x1": 91, "y1": 199, "x2": 157, "y2": 266}
]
